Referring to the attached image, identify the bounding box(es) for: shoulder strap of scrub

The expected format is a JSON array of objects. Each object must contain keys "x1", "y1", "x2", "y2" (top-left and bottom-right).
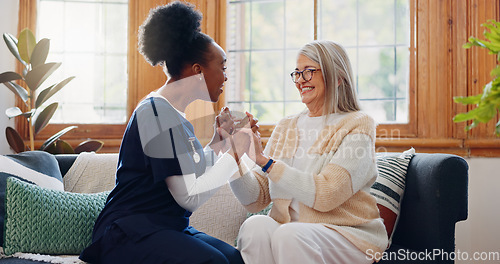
[
  {"x1": 149, "y1": 97, "x2": 162, "y2": 131},
  {"x1": 149, "y1": 97, "x2": 178, "y2": 159}
]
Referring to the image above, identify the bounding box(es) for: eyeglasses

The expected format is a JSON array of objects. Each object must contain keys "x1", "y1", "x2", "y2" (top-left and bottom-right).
[{"x1": 290, "y1": 68, "x2": 321, "y2": 83}]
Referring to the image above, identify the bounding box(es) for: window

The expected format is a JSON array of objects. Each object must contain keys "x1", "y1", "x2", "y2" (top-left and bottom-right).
[
  {"x1": 226, "y1": 0, "x2": 410, "y2": 125},
  {"x1": 37, "y1": 0, "x2": 128, "y2": 124}
]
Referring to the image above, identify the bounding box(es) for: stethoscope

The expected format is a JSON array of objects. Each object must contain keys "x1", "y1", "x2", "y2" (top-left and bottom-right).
[{"x1": 188, "y1": 137, "x2": 201, "y2": 163}]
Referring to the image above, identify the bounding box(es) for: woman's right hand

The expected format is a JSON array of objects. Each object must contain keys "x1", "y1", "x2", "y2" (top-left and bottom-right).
[
  {"x1": 216, "y1": 107, "x2": 236, "y2": 137},
  {"x1": 209, "y1": 107, "x2": 235, "y2": 153}
]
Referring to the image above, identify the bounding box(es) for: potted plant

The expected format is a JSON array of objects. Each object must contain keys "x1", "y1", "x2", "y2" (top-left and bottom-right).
[
  {"x1": 453, "y1": 19, "x2": 500, "y2": 136},
  {"x1": 0, "y1": 28, "x2": 103, "y2": 154}
]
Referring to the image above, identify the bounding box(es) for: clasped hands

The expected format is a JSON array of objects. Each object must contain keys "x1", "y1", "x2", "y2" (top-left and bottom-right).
[{"x1": 209, "y1": 107, "x2": 263, "y2": 164}]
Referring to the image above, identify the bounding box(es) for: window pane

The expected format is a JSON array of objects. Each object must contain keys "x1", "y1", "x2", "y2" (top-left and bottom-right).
[
  {"x1": 320, "y1": 0, "x2": 410, "y2": 123},
  {"x1": 285, "y1": 0, "x2": 314, "y2": 49},
  {"x1": 357, "y1": 47, "x2": 395, "y2": 100},
  {"x1": 38, "y1": 2, "x2": 64, "y2": 51},
  {"x1": 360, "y1": 100, "x2": 395, "y2": 123},
  {"x1": 396, "y1": 0, "x2": 411, "y2": 45},
  {"x1": 396, "y1": 99, "x2": 408, "y2": 123},
  {"x1": 227, "y1": 51, "x2": 250, "y2": 102},
  {"x1": 251, "y1": 1, "x2": 284, "y2": 50},
  {"x1": 319, "y1": 0, "x2": 357, "y2": 46},
  {"x1": 396, "y1": 46, "x2": 410, "y2": 98},
  {"x1": 227, "y1": 2, "x2": 251, "y2": 51},
  {"x1": 37, "y1": 0, "x2": 128, "y2": 124},
  {"x1": 250, "y1": 51, "x2": 284, "y2": 102},
  {"x1": 358, "y1": 0, "x2": 395, "y2": 46},
  {"x1": 227, "y1": 0, "x2": 410, "y2": 124},
  {"x1": 251, "y1": 102, "x2": 284, "y2": 124}
]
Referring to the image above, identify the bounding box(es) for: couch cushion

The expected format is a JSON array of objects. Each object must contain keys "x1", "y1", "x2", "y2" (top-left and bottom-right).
[
  {"x1": 3, "y1": 177, "x2": 109, "y2": 255},
  {"x1": 63, "y1": 152, "x2": 118, "y2": 193},
  {"x1": 189, "y1": 183, "x2": 247, "y2": 246},
  {"x1": 371, "y1": 148, "x2": 415, "y2": 246},
  {"x1": 0, "y1": 151, "x2": 64, "y2": 246}
]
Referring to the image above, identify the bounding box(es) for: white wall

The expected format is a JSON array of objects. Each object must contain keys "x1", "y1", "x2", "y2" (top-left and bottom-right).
[
  {"x1": 456, "y1": 158, "x2": 500, "y2": 263},
  {"x1": 0, "y1": 0, "x2": 19, "y2": 155}
]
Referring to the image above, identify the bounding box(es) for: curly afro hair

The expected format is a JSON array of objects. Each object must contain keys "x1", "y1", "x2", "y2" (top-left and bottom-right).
[{"x1": 138, "y1": 1, "x2": 213, "y2": 78}]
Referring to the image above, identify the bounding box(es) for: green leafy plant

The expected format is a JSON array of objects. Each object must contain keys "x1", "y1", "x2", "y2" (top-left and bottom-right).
[
  {"x1": 453, "y1": 19, "x2": 500, "y2": 136},
  {"x1": 0, "y1": 28, "x2": 103, "y2": 154}
]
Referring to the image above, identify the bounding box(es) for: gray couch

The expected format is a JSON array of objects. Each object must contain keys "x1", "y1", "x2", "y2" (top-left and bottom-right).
[{"x1": 0, "y1": 152, "x2": 468, "y2": 263}]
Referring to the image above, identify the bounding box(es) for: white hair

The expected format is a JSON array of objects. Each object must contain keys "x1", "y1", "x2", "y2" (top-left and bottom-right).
[{"x1": 298, "y1": 40, "x2": 360, "y2": 115}]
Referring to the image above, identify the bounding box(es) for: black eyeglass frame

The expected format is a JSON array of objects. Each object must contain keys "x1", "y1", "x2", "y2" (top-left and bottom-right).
[{"x1": 290, "y1": 68, "x2": 321, "y2": 83}]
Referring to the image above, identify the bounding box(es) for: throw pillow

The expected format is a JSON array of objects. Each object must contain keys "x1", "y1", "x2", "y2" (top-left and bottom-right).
[
  {"x1": 0, "y1": 151, "x2": 64, "y2": 246},
  {"x1": 371, "y1": 148, "x2": 415, "y2": 246},
  {"x1": 3, "y1": 177, "x2": 109, "y2": 255}
]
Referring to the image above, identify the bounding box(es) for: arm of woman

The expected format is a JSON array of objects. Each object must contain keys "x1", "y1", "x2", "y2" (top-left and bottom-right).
[
  {"x1": 229, "y1": 121, "x2": 275, "y2": 213},
  {"x1": 164, "y1": 109, "x2": 259, "y2": 213},
  {"x1": 165, "y1": 151, "x2": 238, "y2": 212}
]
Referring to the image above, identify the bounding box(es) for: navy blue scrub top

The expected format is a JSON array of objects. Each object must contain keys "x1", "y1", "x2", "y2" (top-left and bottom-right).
[{"x1": 87, "y1": 95, "x2": 207, "y2": 250}]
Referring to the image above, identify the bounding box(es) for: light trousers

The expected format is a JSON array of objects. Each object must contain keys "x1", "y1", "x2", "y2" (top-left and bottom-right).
[{"x1": 237, "y1": 215, "x2": 374, "y2": 264}]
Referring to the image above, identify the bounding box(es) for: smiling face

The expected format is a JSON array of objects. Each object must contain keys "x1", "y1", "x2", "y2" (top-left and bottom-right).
[
  {"x1": 201, "y1": 42, "x2": 228, "y2": 102},
  {"x1": 295, "y1": 54, "x2": 325, "y2": 116}
]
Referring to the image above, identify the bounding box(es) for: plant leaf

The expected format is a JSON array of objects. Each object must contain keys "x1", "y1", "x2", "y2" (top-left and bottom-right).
[
  {"x1": 491, "y1": 66, "x2": 500, "y2": 77},
  {"x1": 5, "y1": 107, "x2": 22, "y2": 118},
  {"x1": 3, "y1": 33, "x2": 26, "y2": 66},
  {"x1": 36, "y1": 76, "x2": 75, "y2": 107},
  {"x1": 484, "y1": 32, "x2": 500, "y2": 43},
  {"x1": 2, "y1": 81, "x2": 29, "y2": 103},
  {"x1": 5, "y1": 127, "x2": 26, "y2": 153},
  {"x1": 24, "y1": 62, "x2": 61, "y2": 91},
  {"x1": 45, "y1": 139, "x2": 75, "y2": 154},
  {"x1": 465, "y1": 120, "x2": 480, "y2": 131},
  {"x1": 35, "y1": 84, "x2": 55, "y2": 108},
  {"x1": 454, "y1": 94, "x2": 482, "y2": 105},
  {"x1": 30, "y1": 38, "x2": 50, "y2": 68},
  {"x1": 42, "y1": 142, "x2": 57, "y2": 154},
  {"x1": 453, "y1": 107, "x2": 480, "y2": 122},
  {"x1": 475, "y1": 104, "x2": 497, "y2": 123},
  {"x1": 74, "y1": 140, "x2": 104, "y2": 154},
  {"x1": 0, "y1": 71, "x2": 22, "y2": 83},
  {"x1": 5, "y1": 107, "x2": 32, "y2": 119},
  {"x1": 33, "y1": 102, "x2": 58, "y2": 134},
  {"x1": 57, "y1": 140, "x2": 75, "y2": 154},
  {"x1": 17, "y1": 28, "x2": 36, "y2": 64},
  {"x1": 40, "y1": 126, "x2": 77, "y2": 151}
]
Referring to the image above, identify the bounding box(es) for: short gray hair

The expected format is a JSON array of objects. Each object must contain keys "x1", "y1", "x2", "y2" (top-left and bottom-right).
[{"x1": 298, "y1": 40, "x2": 360, "y2": 115}]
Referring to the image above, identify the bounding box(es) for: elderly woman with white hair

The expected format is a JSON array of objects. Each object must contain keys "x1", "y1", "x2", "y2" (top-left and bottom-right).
[{"x1": 230, "y1": 40, "x2": 388, "y2": 264}]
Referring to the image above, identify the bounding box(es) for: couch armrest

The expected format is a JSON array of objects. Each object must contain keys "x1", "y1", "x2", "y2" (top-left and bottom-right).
[{"x1": 390, "y1": 153, "x2": 468, "y2": 256}]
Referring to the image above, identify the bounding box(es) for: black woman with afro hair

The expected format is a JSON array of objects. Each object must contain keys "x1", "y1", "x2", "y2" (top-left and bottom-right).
[{"x1": 79, "y1": 2, "x2": 254, "y2": 263}]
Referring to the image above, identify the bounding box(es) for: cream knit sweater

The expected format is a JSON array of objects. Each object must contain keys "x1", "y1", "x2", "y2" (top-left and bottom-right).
[{"x1": 230, "y1": 111, "x2": 388, "y2": 260}]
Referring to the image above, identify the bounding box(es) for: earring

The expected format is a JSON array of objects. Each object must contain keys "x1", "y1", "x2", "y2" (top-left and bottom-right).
[{"x1": 199, "y1": 72, "x2": 203, "y2": 81}]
